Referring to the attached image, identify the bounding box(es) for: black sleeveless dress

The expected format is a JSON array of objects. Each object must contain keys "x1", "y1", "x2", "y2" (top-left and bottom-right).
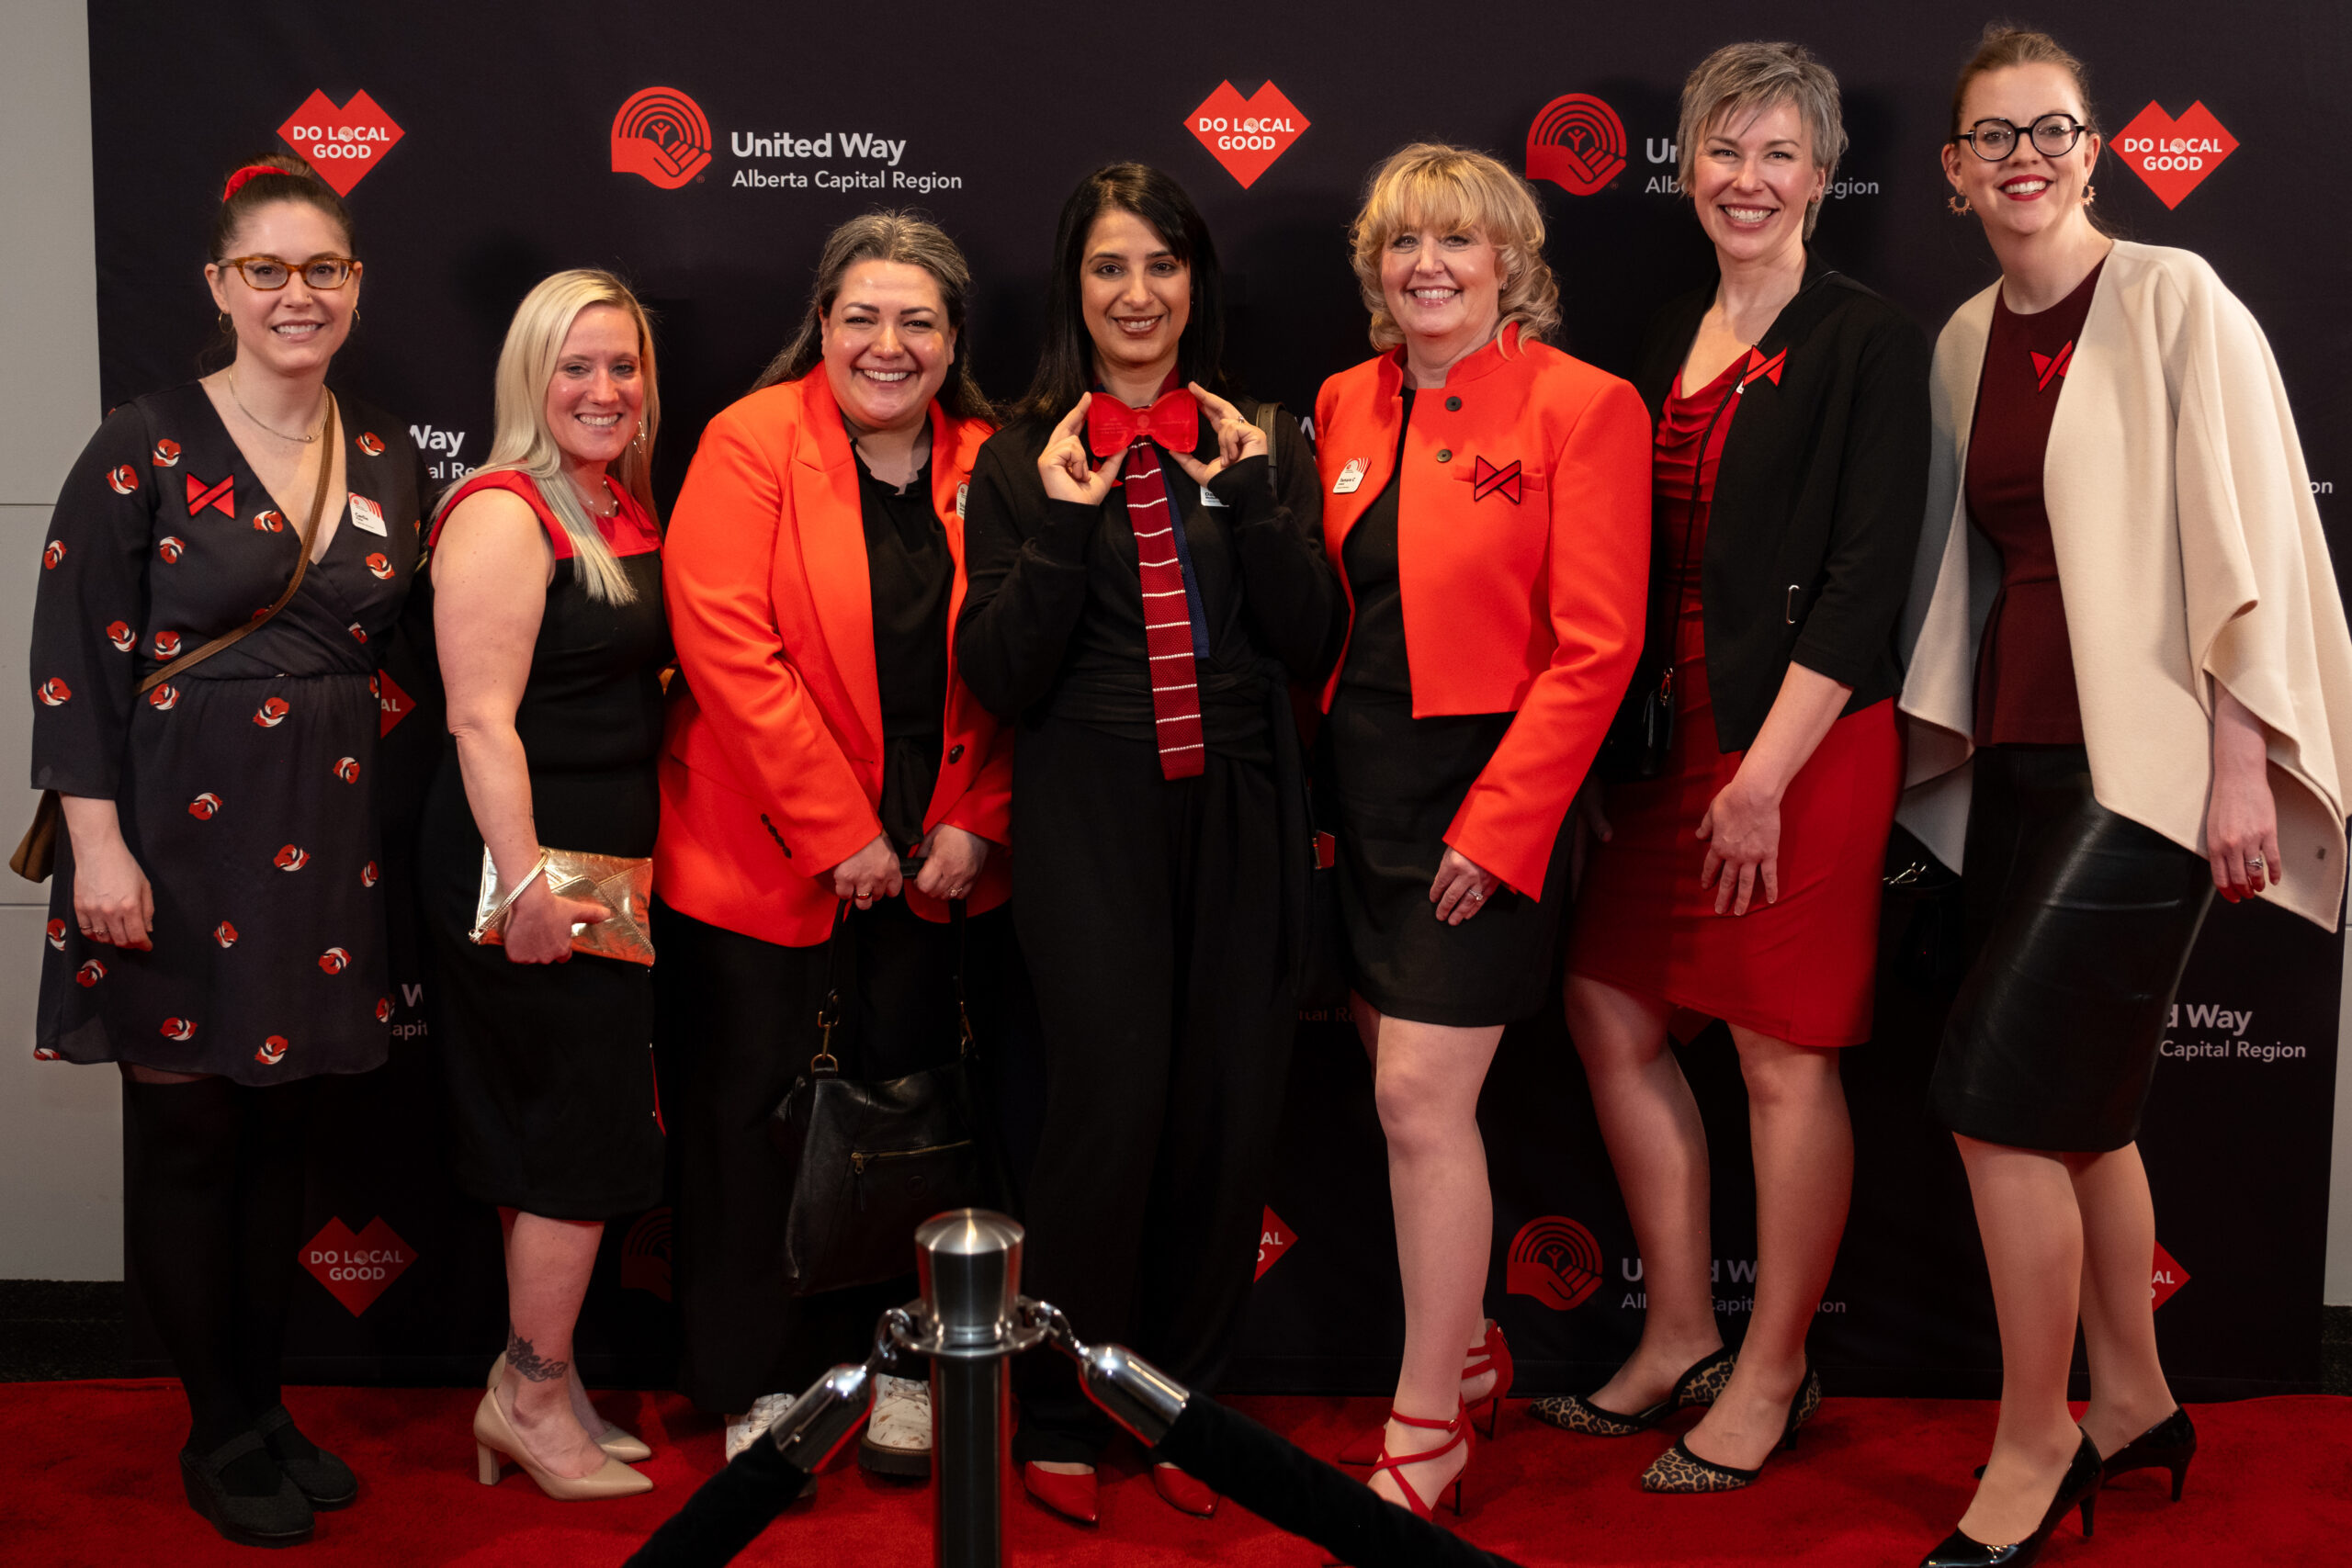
[
  {"x1": 414, "y1": 470, "x2": 670, "y2": 1219},
  {"x1": 29, "y1": 383, "x2": 424, "y2": 1082}
]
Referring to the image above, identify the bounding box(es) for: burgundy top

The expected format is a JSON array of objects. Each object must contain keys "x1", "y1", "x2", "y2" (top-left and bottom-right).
[
  {"x1": 1966, "y1": 258, "x2": 2104, "y2": 745},
  {"x1": 1656, "y1": 354, "x2": 1746, "y2": 673}
]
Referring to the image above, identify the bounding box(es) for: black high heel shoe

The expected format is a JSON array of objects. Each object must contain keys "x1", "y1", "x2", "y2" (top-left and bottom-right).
[
  {"x1": 1639, "y1": 1358, "x2": 1821, "y2": 1492},
  {"x1": 2101, "y1": 1406, "x2": 2196, "y2": 1499},
  {"x1": 1920, "y1": 1432, "x2": 2101, "y2": 1567}
]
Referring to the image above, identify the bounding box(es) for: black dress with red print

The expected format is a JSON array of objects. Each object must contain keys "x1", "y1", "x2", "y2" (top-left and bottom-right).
[{"x1": 28, "y1": 382, "x2": 424, "y2": 1083}]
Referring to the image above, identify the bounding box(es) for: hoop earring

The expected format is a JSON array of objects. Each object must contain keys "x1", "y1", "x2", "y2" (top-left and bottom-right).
[
  {"x1": 353, "y1": 307, "x2": 363, "y2": 325},
  {"x1": 1947, "y1": 194, "x2": 1973, "y2": 217}
]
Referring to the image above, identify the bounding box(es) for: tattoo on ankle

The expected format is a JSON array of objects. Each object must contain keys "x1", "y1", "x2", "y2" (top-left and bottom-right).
[{"x1": 506, "y1": 1329, "x2": 570, "y2": 1383}]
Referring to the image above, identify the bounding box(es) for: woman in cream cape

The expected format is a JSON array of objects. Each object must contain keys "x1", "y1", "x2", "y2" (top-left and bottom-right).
[{"x1": 1900, "y1": 26, "x2": 2352, "y2": 1568}]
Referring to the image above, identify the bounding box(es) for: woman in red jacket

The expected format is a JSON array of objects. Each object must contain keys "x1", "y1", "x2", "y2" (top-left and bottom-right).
[
  {"x1": 654, "y1": 212, "x2": 1012, "y2": 1478},
  {"x1": 1317, "y1": 144, "x2": 1650, "y2": 1519}
]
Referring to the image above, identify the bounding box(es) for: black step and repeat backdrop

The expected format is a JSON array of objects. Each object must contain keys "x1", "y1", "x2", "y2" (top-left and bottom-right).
[{"x1": 88, "y1": 0, "x2": 2346, "y2": 1398}]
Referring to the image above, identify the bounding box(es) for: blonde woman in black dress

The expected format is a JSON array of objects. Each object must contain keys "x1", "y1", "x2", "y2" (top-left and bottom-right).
[
  {"x1": 418, "y1": 270, "x2": 670, "y2": 1501},
  {"x1": 29, "y1": 153, "x2": 421, "y2": 1546}
]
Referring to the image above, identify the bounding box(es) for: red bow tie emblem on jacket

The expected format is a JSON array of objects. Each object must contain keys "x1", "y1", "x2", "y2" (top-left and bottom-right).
[
  {"x1": 1087, "y1": 389, "x2": 1200, "y2": 458},
  {"x1": 1473, "y1": 456, "x2": 1522, "y2": 503},
  {"x1": 1743, "y1": 347, "x2": 1788, "y2": 387}
]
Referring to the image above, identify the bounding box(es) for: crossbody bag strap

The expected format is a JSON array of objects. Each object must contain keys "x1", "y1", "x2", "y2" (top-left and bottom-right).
[{"x1": 136, "y1": 393, "x2": 340, "y2": 696}]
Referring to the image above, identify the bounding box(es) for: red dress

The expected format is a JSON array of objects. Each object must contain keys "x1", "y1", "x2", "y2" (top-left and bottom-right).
[{"x1": 1566, "y1": 355, "x2": 1902, "y2": 1047}]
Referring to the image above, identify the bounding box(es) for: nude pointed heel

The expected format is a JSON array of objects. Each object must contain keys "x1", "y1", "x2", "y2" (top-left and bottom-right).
[
  {"x1": 488, "y1": 1352, "x2": 653, "y2": 1462},
  {"x1": 472, "y1": 1389, "x2": 653, "y2": 1500}
]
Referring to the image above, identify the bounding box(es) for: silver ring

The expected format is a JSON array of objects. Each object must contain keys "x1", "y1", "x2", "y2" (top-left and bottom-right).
[
  {"x1": 2248, "y1": 853, "x2": 2267, "y2": 872},
  {"x1": 1468, "y1": 888, "x2": 1484, "y2": 901}
]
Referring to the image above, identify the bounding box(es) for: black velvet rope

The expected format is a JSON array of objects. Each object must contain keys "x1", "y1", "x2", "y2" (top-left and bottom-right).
[
  {"x1": 622, "y1": 1393, "x2": 1525, "y2": 1568},
  {"x1": 622, "y1": 1433, "x2": 810, "y2": 1568},
  {"x1": 1151, "y1": 1397, "x2": 1528, "y2": 1568}
]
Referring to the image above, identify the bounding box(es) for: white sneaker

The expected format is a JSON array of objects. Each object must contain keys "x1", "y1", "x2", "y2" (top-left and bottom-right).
[
  {"x1": 858, "y1": 1373, "x2": 933, "y2": 1477},
  {"x1": 725, "y1": 1392, "x2": 796, "y2": 1462}
]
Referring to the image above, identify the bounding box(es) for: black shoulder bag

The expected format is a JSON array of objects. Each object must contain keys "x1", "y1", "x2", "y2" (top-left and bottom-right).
[{"x1": 767, "y1": 899, "x2": 990, "y2": 1296}]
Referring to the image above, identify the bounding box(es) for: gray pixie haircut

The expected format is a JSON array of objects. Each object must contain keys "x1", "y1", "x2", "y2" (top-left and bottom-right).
[{"x1": 1677, "y1": 41, "x2": 1849, "y2": 239}]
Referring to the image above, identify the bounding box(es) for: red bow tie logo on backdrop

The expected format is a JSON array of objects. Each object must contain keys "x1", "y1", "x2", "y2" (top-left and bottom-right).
[
  {"x1": 1743, "y1": 347, "x2": 1788, "y2": 387},
  {"x1": 1087, "y1": 389, "x2": 1199, "y2": 458},
  {"x1": 1473, "y1": 457, "x2": 1523, "y2": 503}
]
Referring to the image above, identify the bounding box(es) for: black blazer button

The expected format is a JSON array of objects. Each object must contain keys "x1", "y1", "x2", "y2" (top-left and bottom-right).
[
  {"x1": 1445, "y1": 396, "x2": 1462, "y2": 412},
  {"x1": 1436, "y1": 448, "x2": 1453, "y2": 463},
  {"x1": 947, "y1": 743, "x2": 965, "y2": 762}
]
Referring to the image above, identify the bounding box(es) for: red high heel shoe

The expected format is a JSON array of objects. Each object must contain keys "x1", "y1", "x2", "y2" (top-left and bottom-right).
[
  {"x1": 1022, "y1": 1462, "x2": 1099, "y2": 1525},
  {"x1": 1337, "y1": 1320, "x2": 1511, "y2": 1467},
  {"x1": 1326, "y1": 1406, "x2": 1471, "y2": 1565}
]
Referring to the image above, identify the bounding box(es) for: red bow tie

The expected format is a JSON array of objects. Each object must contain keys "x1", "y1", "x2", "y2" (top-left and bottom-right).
[{"x1": 1088, "y1": 389, "x2": 1199, "y2": 457}]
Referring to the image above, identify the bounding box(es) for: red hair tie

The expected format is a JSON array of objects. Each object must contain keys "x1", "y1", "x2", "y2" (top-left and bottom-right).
[{"x1": 221, "y1": 164, "x2": 292, "y2": 201}]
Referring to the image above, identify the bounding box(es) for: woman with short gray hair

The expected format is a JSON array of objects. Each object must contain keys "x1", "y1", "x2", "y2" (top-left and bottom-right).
[{"x1": 1538, "y1": 41, "x2": 1930, "y2": 1495}]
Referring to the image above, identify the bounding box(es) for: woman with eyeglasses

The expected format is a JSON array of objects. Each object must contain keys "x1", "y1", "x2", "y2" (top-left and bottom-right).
[
  {"x1": 27, "y1": 152, "x2": 422, "y2": 1546},
  {"x1": 1902, "y1": 26, "x2": 2352, "y2": 1566}
]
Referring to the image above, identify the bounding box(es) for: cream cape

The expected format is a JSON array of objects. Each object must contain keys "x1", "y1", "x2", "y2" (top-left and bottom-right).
[{"x1": 1896, "y1": 241, "x2": 2352, "y2": 931}]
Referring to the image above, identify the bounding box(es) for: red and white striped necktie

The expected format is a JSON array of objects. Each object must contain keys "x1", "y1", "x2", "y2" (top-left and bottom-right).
[{"x1": 1119, "y1": 439, "x2": 1205, "y2": 779}]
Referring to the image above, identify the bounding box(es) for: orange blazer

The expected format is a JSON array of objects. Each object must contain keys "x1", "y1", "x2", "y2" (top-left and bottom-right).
[
  {"x1": 1314, "y1": 325, "x2": 1651, "y2": 898},
  {"x1": 656, "y1": 372, "x2": 1011, "y2": 948}
]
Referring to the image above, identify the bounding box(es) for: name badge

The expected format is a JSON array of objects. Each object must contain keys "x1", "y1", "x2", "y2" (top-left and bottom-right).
[
  {"x1": 348, "y1": 493, "x2": 389, "y2": 536},
  {"x1": 1199, "y1": 482, "x2": 1226, "y2": 508},
  {"x1": 956, "y1": 482, "x2": 968, "y2": 520},
  {"x1": 1332, "y1": 458, "x2": 1367, "y2": 495}
]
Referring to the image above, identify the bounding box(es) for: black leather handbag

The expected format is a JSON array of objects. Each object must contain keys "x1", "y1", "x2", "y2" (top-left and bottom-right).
[{"x1": 767, "y1": 900, "x2": 989, "y2": 1297}]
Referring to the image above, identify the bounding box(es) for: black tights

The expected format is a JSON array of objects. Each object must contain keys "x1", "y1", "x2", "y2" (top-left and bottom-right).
[{"x1": 120, "y1": 1069, "x2": 317, "y2": 1457}]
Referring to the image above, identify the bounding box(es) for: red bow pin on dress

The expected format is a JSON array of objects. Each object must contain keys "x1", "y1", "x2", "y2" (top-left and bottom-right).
[
  {"x1": 1087, "y1": 388, "x2": 1201, "y2": 458},
  {"x1": 1472, "y1": 456, "x2": 1523, "y2": 503},
  {"x1": 1742, "y1": 347, "x2": 1788, "y2": 387}
]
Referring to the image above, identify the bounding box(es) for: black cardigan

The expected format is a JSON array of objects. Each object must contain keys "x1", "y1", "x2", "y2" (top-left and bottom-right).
[
  {"x1": 954, "y1": 398, "x2": 1342, "y2": 738},
  {"x1": 1627, "y1": 255, "x2": 1930, "y2": 755}
]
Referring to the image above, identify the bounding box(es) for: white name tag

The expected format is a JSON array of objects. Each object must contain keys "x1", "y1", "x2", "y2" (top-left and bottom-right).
[
  {"x1": 348, "y1": 493, "x2": 389, "y2": 536},
  {"x1": 1199, "y1": 482, "x2": 1226, "y2": 508},
  {"x1": 1332, "y1": 458, "x2": 1367, "y2": 495},
  {"x1": 956, "y1": 482, "x2": 968, "y2": 520}
]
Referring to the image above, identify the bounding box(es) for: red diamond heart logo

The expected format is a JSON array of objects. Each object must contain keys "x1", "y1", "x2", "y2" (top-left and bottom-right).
[
  {"x1": 376, "y1": 668, "x2": 413, "y2": 737},
  {"x1": 1188, "y1": 82, "x2": 1309, "y2": 189},
  {"x1": 1253, "y1": 1206, "x2": 1295, "y2": 1281},
  {"x1": 2150, "y1": 1240, "x2": 2190, "y2": 1310},
  {"x1": 301, "y1": 1216, "x2": 415, "y2": 1316},
  {"x1": 2114, "y1": 101, "x2": 2236, "y2": 210},
  {"x1": 277, "y1": 90, "x2": 405, "y2": 197}
]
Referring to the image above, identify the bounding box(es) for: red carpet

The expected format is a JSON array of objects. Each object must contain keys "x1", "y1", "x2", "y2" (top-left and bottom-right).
[{"x1": 3, "y1": 1382, "x2": 2347, "y2": 1566}]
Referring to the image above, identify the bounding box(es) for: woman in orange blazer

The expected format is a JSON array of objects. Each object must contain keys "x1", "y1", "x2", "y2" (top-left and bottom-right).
[
  {"x1": 653, "y1": 212, "x2": 1012, "y2": 1480},
  {"x1": 1316, "y1": 145, "x2": 1650, "y2": 1519}
]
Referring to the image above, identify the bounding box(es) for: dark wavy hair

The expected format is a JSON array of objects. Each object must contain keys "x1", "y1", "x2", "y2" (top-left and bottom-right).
[
  {"x1": 753, "y1": 209, "x2": 991, "y2": 420},
  {"x1": 1017, "y1": 164, "x2": 1233, "y2": 423}
]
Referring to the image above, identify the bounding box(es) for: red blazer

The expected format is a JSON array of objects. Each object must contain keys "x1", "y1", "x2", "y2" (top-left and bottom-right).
[
  {"x1": 656, "y1": 372, "x2": 1010, "y2": 947},
  {"x1": 1314, "y1": 326, "x2": 1651, "y2": 898}
]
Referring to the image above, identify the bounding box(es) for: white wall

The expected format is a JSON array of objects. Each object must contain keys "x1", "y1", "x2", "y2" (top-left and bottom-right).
[
  {"x1": 4, "y1": 0, "x2": 2351, "y2": 1298},
  {"x1": 0, "y1": 0, "x2": 120, "y2": 1280}
]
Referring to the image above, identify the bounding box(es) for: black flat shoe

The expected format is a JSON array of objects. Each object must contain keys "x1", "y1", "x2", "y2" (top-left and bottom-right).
[
  {"x1": 1921, "y1": 1432, "x2": 2101, "y2": 1566},
  {"x1": 2101, "y1": 1405, "x2": 2195, "y2": 1499},
  {"x1": 1530, "y1": 1346, "x2": 1735, "y2": 1437},
  {"x1": 1639, "y1": 1358, "x2": 1822, "y2": 1493},
  {"x1": 180, "y1": 1430, "x2": 314, "y2": 1549},
  {"x1": 254, "y1": 1403, "x2": 358, "y2": 1509}
]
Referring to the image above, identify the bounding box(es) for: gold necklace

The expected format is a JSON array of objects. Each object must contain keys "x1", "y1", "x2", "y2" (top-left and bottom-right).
[{"x1": 226, "y1": 369, "x2": 324, "y2": 444}]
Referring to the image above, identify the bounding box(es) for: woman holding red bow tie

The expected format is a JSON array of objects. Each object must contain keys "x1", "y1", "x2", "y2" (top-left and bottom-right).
[{"x1": 957, "y1": 162, "x2": 1343, "y2": 1527}]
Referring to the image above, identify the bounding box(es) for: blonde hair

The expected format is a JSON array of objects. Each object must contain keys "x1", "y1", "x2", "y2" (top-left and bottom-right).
[
  {"x1": 453, "y1": 269, "x2": 661, "y2": 604},
  {"x1": 1676, "y1": 42, "x2": 1848, "y2": 240},
  {"x1": 1348, "y1": 144, "x2": 1560, "y2": 352}
]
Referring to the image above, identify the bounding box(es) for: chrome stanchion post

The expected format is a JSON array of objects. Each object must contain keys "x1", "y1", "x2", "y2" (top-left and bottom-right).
[{"x1": 906, "y1": 1210, "x2": 1035, "y2": 1568}]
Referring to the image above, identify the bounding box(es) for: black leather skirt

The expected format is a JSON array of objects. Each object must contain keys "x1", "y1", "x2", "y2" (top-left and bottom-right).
[{"x1": 1930, "y1": 745, "x2": 2214, "y2": 1153}]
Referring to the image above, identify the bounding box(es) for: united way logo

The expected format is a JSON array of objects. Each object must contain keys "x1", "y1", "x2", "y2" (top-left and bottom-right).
[
  {"x1": 2115, "y1": 100, "x2": 2237, "y2": 209},
  {"x1": 1526, "y1": 94, "x2": 1628, "y2": 197},
  {"x1": 1188, "y1": 81, "x2": 1309, "y2": 189},
  {"x1": 612, "y1": 86, "x2": 713, "y2": 189},
  {"x1": 1506, "y1": 1215, "x2": 1604, "y2": 1310},
  {"x1": 277, "y1": 91, "x2": 404, "y2": 197}
]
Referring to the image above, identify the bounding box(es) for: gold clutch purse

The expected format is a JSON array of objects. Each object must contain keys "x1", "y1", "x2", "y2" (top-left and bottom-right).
[{"x1": 469, "y1": 847, "x2": 656, "y2": 966}]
